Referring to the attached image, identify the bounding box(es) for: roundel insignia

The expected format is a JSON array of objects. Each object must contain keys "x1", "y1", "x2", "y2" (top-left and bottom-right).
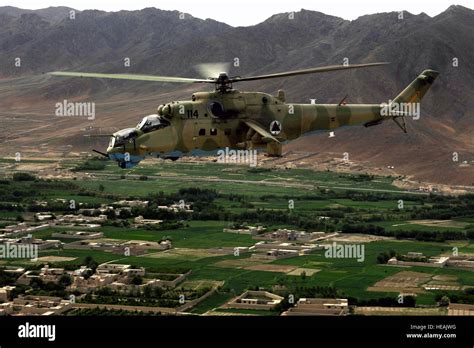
[{"x1": 270, "y1": 120, "x2": 282, "y2": 135}]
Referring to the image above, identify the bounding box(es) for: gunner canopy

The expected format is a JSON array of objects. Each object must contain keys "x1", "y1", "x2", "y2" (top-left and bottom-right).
[{"x1": 111, "y1": 128, "x2": 139, "y2": 148}]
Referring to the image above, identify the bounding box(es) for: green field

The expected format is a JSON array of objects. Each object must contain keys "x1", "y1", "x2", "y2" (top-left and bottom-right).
[
  {"x1": 1, "y1": 157, "x2": 474, "y2": 315},
  {"x1": 7, "y1": 237, "x2": 470, "y2": 308},
  {"x1": 70, "y1": 160, "x2": 405, "y2": 198}
]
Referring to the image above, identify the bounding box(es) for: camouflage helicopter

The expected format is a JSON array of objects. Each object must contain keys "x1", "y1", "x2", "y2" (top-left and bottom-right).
[{"x1": 50, "y1": 63, "x2": 438, "y2": 168}]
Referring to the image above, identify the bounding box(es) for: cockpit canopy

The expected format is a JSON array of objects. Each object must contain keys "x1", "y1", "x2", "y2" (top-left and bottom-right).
[
  {"x1": 136, "y1": 114, "x2": 170, "y2": 133},
  {"x1": 111, "y1": 128, "x2": 139, "y2": 148}
]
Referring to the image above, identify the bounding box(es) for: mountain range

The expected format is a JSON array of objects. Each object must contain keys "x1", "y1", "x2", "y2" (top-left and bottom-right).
[{"x1": 0, "y1": 5, "x2": 472, "y2": 185}]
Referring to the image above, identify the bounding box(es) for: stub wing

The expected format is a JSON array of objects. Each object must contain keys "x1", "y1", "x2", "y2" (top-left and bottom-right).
[
  {"x1": 243, "y1": 120, "x2": 280, "y2": 144},
  {"x1": 242, "y1": 120, "x2": 282, "y2": 156}
]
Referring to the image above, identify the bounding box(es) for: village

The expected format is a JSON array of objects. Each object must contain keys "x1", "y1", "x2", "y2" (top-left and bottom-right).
[{"x1": 1, "y1": 196, "x2": 474, "y2": 317}]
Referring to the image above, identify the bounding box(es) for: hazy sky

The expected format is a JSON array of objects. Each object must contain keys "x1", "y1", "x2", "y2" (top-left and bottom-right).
[{"x1": 1, "y1": 0, "x2": 471, "y2": 26}]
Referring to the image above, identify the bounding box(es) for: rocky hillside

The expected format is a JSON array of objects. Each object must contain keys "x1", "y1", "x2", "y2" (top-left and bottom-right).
[{"x1": 0, "y1": 5, "x2": 472, "y2": 185}]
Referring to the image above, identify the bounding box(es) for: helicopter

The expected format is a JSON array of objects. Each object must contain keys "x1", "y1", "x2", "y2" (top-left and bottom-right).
[{"x1": 50, "y1": 63, "x2": 438, "y2": 168}]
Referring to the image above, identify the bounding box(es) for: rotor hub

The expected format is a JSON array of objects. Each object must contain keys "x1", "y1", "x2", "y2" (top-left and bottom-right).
[{"x1": 215, "y1": 72, "x2": 232, "y2": 92}]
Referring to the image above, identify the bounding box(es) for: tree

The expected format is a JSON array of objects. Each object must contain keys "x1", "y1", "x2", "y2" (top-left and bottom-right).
[
  {"x1": 131, "y1": 276, "x2": 143, "y2": 285},
  {"x1": 300, "y1": 271, "x2": 307, "y2": 281},
  {"x1": 83, "y1": 269, "x2": 93, "y2": 280},
  {"x1": 84, "y1": 256, "x2": 98, "y2": 272},
  {"x1": 143, "y1": 285, "x2": 153, "y2": 298},
  {"x1": 439, "y1": 296, "x2": 450, "y2": 307},
  {"x1": 30, "y1": 278, "x2": 44, "y2": 289},
  {"x1": 376, "y1": 252, "x2": 390, "y2": 264},
  {"x1": 12, "y1": 172, "x2": 36, "y2": 181},
  {"x1": 59, "y1": 274, "x2": 72, "y2": 287}
]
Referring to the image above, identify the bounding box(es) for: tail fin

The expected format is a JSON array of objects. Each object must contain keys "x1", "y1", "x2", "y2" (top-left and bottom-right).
[
  {"x1": 384, "y1": 69, "x2": 439, "y2": 133},
  {"x1": 392, "y1": 69, "x2": 439, "y2": 104}
]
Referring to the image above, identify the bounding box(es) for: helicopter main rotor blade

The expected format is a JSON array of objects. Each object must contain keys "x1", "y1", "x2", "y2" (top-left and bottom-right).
[
  {"x1": 230, "y1": 62, "x2": 389, "y2": 83},
  {"x1": 49, "y1": 71, "x2": 213, "y2": 83},
  {"x1": 50, "y1": 62, "x2": 388, "y2": 87}
]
